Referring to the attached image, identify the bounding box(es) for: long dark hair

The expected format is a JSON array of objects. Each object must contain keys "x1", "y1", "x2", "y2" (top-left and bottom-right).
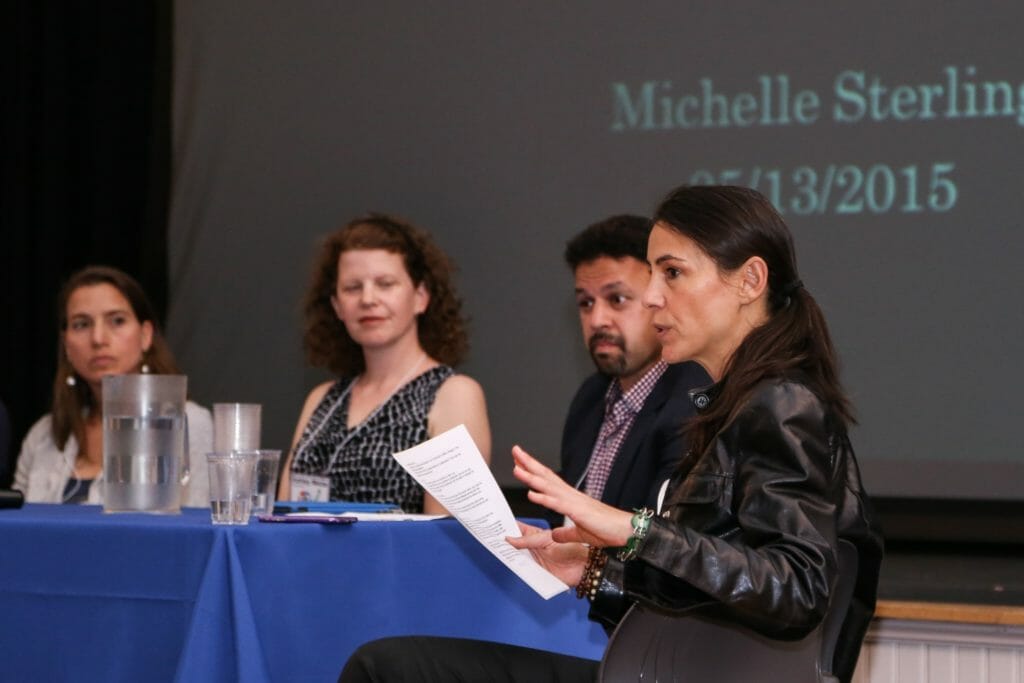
[
  {"x1": 654, "y1": 185, "x2": 854, "y2": 459},
  {"x1": 303, "y1": 213, "x2": 469, "y2": 377},
  {"x1": 52, "y1": 266, "x2": 179, "y2": 449}
]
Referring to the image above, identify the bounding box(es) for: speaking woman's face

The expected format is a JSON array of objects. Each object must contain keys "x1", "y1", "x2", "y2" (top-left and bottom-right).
[
  {"x1": 643, "y1": 223, "x2": 764, "y2": 381},
  {"x1": 63, "y1": 283, "x2": 153, "y2": 394}
]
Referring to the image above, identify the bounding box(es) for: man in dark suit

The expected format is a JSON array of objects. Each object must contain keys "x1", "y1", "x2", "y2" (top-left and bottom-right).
[{"x1": 559, "y1": 215, "x2": 710, "y2": 519}]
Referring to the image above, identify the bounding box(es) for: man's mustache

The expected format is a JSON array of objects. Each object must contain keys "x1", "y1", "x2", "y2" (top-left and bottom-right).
[{"x1": 588, "y1": 332, "x2": 625, "y2": 354}]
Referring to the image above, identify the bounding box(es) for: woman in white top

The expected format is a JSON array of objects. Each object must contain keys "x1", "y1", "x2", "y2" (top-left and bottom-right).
[{"x1": 14, "y1": 265, "x2": 211, "y2": 506}]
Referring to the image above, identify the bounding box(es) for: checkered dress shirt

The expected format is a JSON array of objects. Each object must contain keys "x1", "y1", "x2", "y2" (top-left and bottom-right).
[{"x1": 583, "y1": 361, "x2": 668, "y2": 500}]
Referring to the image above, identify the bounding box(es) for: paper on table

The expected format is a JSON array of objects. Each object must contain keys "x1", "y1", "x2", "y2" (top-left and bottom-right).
[
  {"x1": 393, "y1": 424, "x2": 569, "y2": 599},
  {"x1": 345, "y1": 512, "x2": 445, "y2": 521}
]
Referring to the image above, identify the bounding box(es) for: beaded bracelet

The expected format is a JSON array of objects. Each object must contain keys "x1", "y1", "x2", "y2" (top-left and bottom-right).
[
  {"x1": 576, "y1": 546, "x2": 608, "y2": 601},
  {"x1": 617, "y1": 507, "x2": 654, "y2": 561}
]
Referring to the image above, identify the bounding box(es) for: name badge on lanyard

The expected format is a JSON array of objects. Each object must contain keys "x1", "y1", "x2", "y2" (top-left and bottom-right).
[{"x1": 290, "y1": 473, "x2": 331, "y2": 502}]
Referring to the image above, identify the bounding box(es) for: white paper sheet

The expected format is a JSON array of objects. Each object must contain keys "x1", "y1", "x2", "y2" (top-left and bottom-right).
[{"x1": 393, "y1": 424, "x2": 569, "y2": 599}]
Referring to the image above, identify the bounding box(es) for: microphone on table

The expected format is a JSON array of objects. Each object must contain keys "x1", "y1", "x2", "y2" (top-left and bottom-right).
[{"x1": 0, "y1": 489, "x2": 25, "y2": 509}]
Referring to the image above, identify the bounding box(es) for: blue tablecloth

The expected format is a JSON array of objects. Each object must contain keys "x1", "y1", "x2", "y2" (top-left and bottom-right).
[{"x1": 0, "y1": 504, "x2": 606, "y2": 682}]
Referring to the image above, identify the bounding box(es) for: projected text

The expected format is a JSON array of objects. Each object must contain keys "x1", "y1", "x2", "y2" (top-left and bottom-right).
[{"x1": 689, "y1": 163, "x2": 957, "y2": 216}]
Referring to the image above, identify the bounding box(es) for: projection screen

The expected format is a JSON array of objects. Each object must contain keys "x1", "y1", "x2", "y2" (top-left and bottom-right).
[{"x1": 170, "y1": 1, "x2": 1024, "y2": 500}]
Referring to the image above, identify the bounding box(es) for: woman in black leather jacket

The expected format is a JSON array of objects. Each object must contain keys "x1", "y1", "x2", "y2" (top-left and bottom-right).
[{"x1": 340, "y1": 185, "x2": 883, "y2": 683}]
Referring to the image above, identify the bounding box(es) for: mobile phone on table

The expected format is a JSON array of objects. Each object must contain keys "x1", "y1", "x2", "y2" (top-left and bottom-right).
[{"x1": 257, "y1": 513, "x2": 357, "y2": 525}]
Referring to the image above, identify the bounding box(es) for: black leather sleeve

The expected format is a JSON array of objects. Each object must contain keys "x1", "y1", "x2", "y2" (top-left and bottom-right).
[
  {"x1": 587, "y1": 554, "x2": 631, "y2": 630},
  {"x1": 619, "y1": 381, "x2": 843, "y2": 639}
]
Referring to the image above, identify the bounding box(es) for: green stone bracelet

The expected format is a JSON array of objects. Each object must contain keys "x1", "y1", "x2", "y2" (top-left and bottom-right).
[{"x1": 617, "y1": 507, "x2": 654, "y2": 561}]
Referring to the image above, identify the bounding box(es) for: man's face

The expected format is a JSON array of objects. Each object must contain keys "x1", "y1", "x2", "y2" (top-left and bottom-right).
[{"x1": 574, "y1": 256, "x2": 662, "y2": 388}]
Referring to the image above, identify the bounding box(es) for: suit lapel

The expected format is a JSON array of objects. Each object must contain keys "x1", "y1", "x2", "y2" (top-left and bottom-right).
[{"x1": 564, "y1": 389, "x2": 607, "y2": 489}]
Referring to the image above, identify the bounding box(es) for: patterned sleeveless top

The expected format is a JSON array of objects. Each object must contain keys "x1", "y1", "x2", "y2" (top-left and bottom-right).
[{"x1": 290, "y1": 365, "x2": 454, "y2": 512}]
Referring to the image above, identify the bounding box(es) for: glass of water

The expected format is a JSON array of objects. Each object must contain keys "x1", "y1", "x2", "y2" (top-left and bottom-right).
[
  {"x1": 206, "y1": 452, "x2": 257, "y2": 524},
  {"x1": 246, "y1": 449, "x2": 281, "y2": 517}
]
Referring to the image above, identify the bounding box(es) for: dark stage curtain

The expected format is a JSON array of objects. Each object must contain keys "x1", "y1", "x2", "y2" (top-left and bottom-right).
[{"x1": 0, "y1": 1, "x2": 171, "y2": 487}]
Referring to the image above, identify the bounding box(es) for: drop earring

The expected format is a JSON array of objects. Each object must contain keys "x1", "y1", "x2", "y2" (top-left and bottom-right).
[
  {"x1": 141, "y1": 363, "x2": 151, "y2": 374},
  {"x1": 66, "y1": 375, "x2": 77, "y2": 387}
]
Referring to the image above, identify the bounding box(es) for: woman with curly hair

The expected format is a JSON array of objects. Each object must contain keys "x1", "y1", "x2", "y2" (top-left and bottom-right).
[{"x1": 279, "y1": 214, "x2": 491, "y2": 513}]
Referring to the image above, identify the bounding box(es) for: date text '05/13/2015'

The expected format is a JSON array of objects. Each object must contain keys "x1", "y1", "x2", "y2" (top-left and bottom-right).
[{"x1": 690, "y1": 163, "x2": 957, "y2": 217}]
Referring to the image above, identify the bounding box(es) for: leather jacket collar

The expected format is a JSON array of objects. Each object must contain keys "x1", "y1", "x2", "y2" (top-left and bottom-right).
[{"x1": 687, "y1": 381, "x2": 722, "y2": 412}]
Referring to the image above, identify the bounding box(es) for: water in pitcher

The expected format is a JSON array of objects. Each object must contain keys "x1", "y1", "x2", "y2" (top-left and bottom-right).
[{"x1": 103, "y1": 415, "x2": 184, "y2": 513}]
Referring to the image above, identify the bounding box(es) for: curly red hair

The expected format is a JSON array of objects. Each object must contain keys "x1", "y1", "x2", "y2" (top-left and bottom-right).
[{"x1": 302, "y1": 213, "x2": 469, "y2": 377}]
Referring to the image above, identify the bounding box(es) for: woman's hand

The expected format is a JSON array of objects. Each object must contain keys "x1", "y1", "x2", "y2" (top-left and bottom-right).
[
  {"x1": 506, "y1": 522, "x2": 588, "y2": 586},
  {"x1": 512, "y1": 445, "x2": 634, "y2": 548}
]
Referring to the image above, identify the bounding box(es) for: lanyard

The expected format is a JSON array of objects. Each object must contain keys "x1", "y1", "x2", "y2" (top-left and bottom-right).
[{"x1": 293, "y1": 354, "x2": 427, "y2": 476}]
